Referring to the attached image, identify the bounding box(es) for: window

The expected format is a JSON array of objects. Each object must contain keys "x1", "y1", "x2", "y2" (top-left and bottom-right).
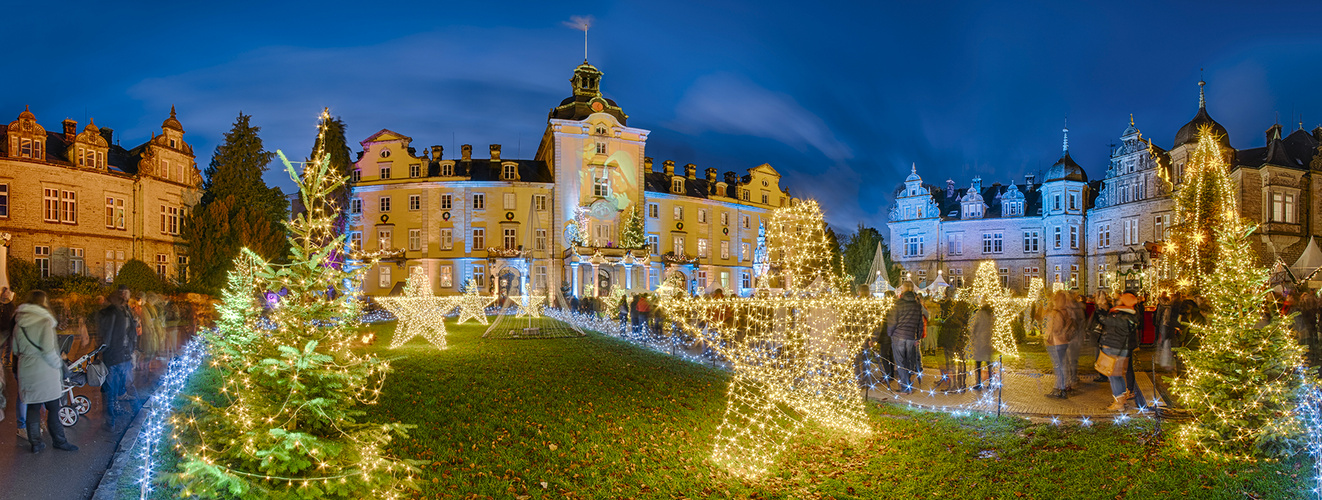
[
  {"x1": 473, "y1": 194, "x2": 485, "y2": 210},
  {"x1": 647, "y1": 203, "x2": 659, "y2": 218},
  {"x1": 35, "y1": 246, "x2": 50, "y2": 278},
  {"x1": 1070, "y1": 264, "x2": 1080, "y2": 288},
  {"x1": 649, "y1": 268, "x2": 660, "y2": 289},
  {"x1": 595, "y1": 125, "x2": 607, "y2": 135},
  {"x1": 1120, "y1": 185, "x2": 1130, "y2": 203},
  {"x1": 1098, "y1": 223, "x2": 1111, "y2": 248},
  {"x1": 761, "y1": 193, "x2": 769, "y2": 204},
  {"x1": 535, "y1": 266, "x2": 547, "y2": 290},
  {"x1": 160, "y1": 205, "x2": 179, "y2": 235},
  {"x1": 162, "y1": 160, "x2": 171, "y2": 180},
  {"x1": 408, "y1": 229, "x2": 421, "y2": 251},
  {"x1": 440, "y1": 228, "x2": 453, "y2": 250},
  {"x1": 964, "y1": 203, "x2": 982, "y2": 219},
  {"x1": 1124, "y1": 219, "x2": 1139, "y2": 245},
  {"x1": 741, "y1": 189, "x2": 750, "y2": 201},
  {"x1": 535, "y1": 195, "x2": 547, "y2": 211},
  {"x1": 472, "y1": 228, "x2": 485, "y2": 250},
  {"x1": 947, "y1": 233, "x2": 962, "y2": 255},
  {"x1": 156, "y1": 254, "x2": 168, "y2": 278},
  {"x1": 408, "y1": 194, "x2": 421, "y2": 211},
  {"x1": 697, "y1": 270, "x2": 708, "y2": 290},
  {"x1": 380, "y1": 196, "x2": 391, "y2": 212},
  {"x1": 350, "y1": 231, "x2": 362, "y2": 250},
  {"x1": 441, "y1": 163, "x2": 454, "y2": 176},
  {"x1": 999, "y1": 267, "x2": 1009, "y2": 288},
  {"x1": 1054, "y1": 264, "x2": 1063, "y2": 284},
  {"x1": 1154, "y1": 214, "x2": 1170, "y2": 240},
  {"x1": 741, "y1": 272, "x2": 752, "y2": 289},
  {"x1": 440, "y1": 194, "x2": 452, "y2": 210},
  {"x1": 378, "y1": 265, "x2": 392, "y2": 288},
  {"x1": 70, "y1": 248, "x2": 84, "y2": 275},
  {"x1": 698, "y1": 209, "x2": 708, "y2": 224},
  {"x1": 176, "y1": 255, "x2": 188, "y2": 283},
  {"x1": 1054, "y1": 226, "x2": 1062, "y2": 249},
  {"x1": 503, "y1": 192, "x2": 516, "y2": 210},
  {"x1": 645, "y1": 234, "x2": 659, "y2": 255},
  {"x1": 673, "y1": 235, "x2": 686, "y2": 255},
  {"x1": 535, "y1": 229, "x2": 547, "y2": 251},
  {"x1": 503, "y1": 228, "x2": 517, "y2": 249},
  {"x1": 43, "y1": 188, "x2": 59, "y2": 222},
  {"x1": 982, "y1": 232, "x2": 1002, "y2": 254},
  {"x1": 379, "y1": 164, "x2": 391, "y2": 179},
  {"x1": 377, "y1": 228, "x2": 392, "y2": 250},
  {"x1": 595, "y1": 142, "x2": 606, "y2": 154},
  {"x1": 741, "y1": 214, "x2": 750, "y2": 229},
  {"x1": 0, "y1": 183, "x2": 7, "y2": 217},
  {"x1": 1068, "y1": 193, "x2": 1078, "y2": 211},
  {"x1": 105, "y1": 250, "x2": 124, "y2": 282},
  {"x1": 673, "y1": 206, "x2": 683, "y2": 220},
  {"x1": 1271, "y1": 192, "x2": 1297, "y2": 223},
  {"x1": 1069, "y1": 226, "x2": 1078, "y2": 249},
  {"x1": 19, "y1": 138, "x2": 32, "y2": 158},
  {"x1": 350, "y1": 198, "x2": 362, "y2": 214},
  {"x1": 720, "y1": 240, "x2": 730, "y2": 259},
  {"x1": 697, "y1": 238, "x2": 709, "y2": 258},
  {"x1": 502, "y1": 164, "x2": 516, "y2": 180},
  {"x1": 740, "y1": 242, "x2": 750, "y2": 261},
  {"x1": 440, "y1": 265, "x2": 454, "y2": 288},
  {"x1": 351, "y1": 169, "x2": 361, "y2": 182},
  {"x1": 953, "y1": 268, "x2": 965, "y2": 287},
  {"x1": 905, "y1": 236, "x2": 924, "y2": 257},
  {"x1": 107, "y1": 197, "x2": 127, "y2": 229},
  {"x1": 672, "y1": 178, "x2": 683, "y2": 194},
  {"x1": 472, "y1": 264, "x2": 486, "y2": 288},
  {"x1": 1023, "y1": 230, "x2": 1039, "y2": 252},
  {"x1": 410, "y1": 163, "x2": 421, "y2": 178}
]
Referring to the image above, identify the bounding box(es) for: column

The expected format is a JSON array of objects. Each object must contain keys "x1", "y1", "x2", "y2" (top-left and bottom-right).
[
  {"x1": 571, "y1": 262, "x2": 581, "y2": 298},
  {"x1": 623, "y1": 263, "x2": 633, "y2": 290}
]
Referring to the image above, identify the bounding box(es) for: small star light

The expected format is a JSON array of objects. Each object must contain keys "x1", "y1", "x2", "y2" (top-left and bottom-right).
[
  {"x1": 376, "y1": 267, "x2": 455, "y2": 350},
  {"x1": 512, "y1": 295, "x2": 546, "y2": 318},
  {"x1": 455, "y1": 278, "x2": 497, "y2": 324},
  {"x1": 953, "y1": 261, "x2": 1042, "y2": 358}
]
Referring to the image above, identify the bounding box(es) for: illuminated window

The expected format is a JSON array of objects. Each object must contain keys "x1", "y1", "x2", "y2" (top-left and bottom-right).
[
  {"x1": 440, "y1": 194, "x2": 452, "y2": 210},
  {"x1": 535, "y1": 229, "x2": 547, "y2": 251},
  {"x1": 503, "y1": 192, "x2": 516, "y2": 210},
  {"x1": 740, "y1": 242, "x2": 750, "y2": 261},
  {"x1": 472, "y1": 228, "x2": 485, "y2": 250},
  {"x1": 378, "y1": 265, "x2": 392, "y2": 288},
  {"x1": 408, "y1": 194, "x2": 421, "y2": 211},
  {"x1": 673, "y1": 205, "x2": 683, "y2": 220},
  {"x1": 440, "y1": 265, "x2": 454, "y2": 288},
  {"x1": 698, "y1": 209, "x2": 707, "y2": 224},
  {"x1": 377, "y1": 228, "x2": 392, "y2": 250},
  {"x1": 408, "y1": 229, "x2": 421, "y2": 251},
  {"x1": 672, "y1": 178, "x2": 683, "y2": 194},
  {"x1": 720, "y1": 240, "x2": 729, "y2": 259},
  {"x1": 440, "y1": 228, "x2": 453, "y2": 250}
]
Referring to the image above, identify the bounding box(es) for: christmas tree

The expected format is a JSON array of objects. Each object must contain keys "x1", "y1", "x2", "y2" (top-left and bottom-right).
[
  {"x1": 1160, "y1": 124, "x2": 1240, "y2": 292},
  {"x1": 167, "y1": 110, "x2": 419, "y2": 498},
  {"x1": 1170, "y1": 218, "x2": 1306, "y2": 458},
  {"x1": 619, "y1": 206, "x2": 645, "y2": 249}
]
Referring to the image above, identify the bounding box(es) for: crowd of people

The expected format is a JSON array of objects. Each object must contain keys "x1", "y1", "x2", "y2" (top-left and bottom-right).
[{"x1": 0, "y1": 284, "x2": 202, "y2": 454}]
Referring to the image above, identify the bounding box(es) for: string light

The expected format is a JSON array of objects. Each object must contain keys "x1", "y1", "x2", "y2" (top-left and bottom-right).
[
  {"x1": 511, "y1": 294, "x2": 546, "y2": 318},
  {"x1": 375, "y1": 266, "x2": 455, "y2": 350},
  {"x1": 953, "y1": 261, "x2": 1042, "y2": 358},
  {"x1": 454, "y1": 278, "x2": 497, "y2": 324}
]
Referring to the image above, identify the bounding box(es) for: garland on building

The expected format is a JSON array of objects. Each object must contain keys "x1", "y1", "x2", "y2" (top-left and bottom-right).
[{"x1": 166, "y1": 110, "x2": 419, "y2": 499}]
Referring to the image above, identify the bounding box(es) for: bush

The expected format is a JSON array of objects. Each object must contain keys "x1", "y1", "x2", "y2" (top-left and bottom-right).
[
  {"x1": 7, "y1": 258, "x2": 41, "y2": 299},
  {"x1": 114, "y1": 259, "x2": 165, "y2": 293}
]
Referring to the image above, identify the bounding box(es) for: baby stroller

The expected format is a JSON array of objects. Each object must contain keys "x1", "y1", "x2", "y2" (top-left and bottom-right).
[{"x1": 57, "y1": 344, "x2": 106, "y2": 427}]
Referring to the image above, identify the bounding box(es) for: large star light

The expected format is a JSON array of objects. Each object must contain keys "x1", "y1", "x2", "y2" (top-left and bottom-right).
[
  {"x1": 455, "y1": 278, "x2": 497, "y2": 325},
  {"x1": 953, "y1": 260, "x2": 1043, "y2": 358},
  {"x1": 512, "y1": 295, "x2": 546, "y2": 318},
  {"x1": 376, "y1": 267, "x2": 455, "y2": 350}
]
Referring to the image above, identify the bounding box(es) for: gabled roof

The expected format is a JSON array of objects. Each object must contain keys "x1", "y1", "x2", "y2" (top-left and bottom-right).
[
  {"x1": 1236, "y1": 128, "x2": 1318, "y2": 170},
  {"x1": 360, "y1": 129, "x2": 411, "y2": 145},
  {"x1": 429, "y1": 158, "x2": 552, "y2": 183},
  {"x1": 920, "y1": 180, "x2": 1044, "y2": 221}
]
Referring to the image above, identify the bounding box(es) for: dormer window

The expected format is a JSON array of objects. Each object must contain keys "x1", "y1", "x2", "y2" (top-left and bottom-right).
[
  {"x1": 672, "y1": 178, "x2": 683, "y2": 194},
  {"x1": 169, "y1": 139, "x2": 177, "y2": 149},
  {"x1": 441, "y1": 163, "x2": 453, "y2": 176},
  {"x1": 595, "y1": 125, "x2": 607, "y2": 135},
  {"x1": 502, "y1": 164, "x2": 516, "y2": 180}
]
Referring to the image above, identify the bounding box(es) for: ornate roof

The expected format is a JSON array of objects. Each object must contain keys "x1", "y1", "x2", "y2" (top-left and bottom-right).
[
  {"x1": 162, "y1": 105, "x2": 183, "y2": 131},
  {"x1": 1045, "y1": 122, "x2": 1087, "y2": 183},
  {"x1": 1173, "y1": 80, "x2": 1229, "y2": 147},
  {"x1": 549, "y1": 61, "x2": 628, "y2": 125}
]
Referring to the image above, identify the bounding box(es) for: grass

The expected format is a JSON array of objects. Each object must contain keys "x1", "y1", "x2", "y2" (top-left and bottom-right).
[{"x1": 134, "y1": 318, "x2": 1311, "y2": 499}]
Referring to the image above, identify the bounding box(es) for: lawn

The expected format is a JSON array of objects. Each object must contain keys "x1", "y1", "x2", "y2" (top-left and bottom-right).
[{"x1": 131, "y1": 318, "x2": 1311, "y2": 499}]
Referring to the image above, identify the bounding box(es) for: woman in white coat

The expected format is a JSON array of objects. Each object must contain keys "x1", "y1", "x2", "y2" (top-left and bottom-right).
[{"x1": 13, "y1": 290, "x2": 77, "y2": 453}]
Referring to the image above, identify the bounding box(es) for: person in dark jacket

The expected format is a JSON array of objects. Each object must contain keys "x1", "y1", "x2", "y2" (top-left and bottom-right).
[
  {"x1": 885, "y1": 286, "x2": 928, "y2": 393},
  {"x1": 0, "y1": 287, "x2": 14, "y2": 424},
  {"x1": 570, "y1": 295, "x2": 580, "y2": 314},
  {"x1": 1098, "y1": 292, "x2": 1146, "y2": 411},
  {"x1": 98, "y1": 285, "x2": 139, "y2": 429},
  {"x1": 937, "y1": 300, "x2": 970, "y2": 391}
]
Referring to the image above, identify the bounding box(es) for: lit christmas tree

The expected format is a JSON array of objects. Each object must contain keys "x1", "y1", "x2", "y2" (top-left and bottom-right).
[
  {"x1": 1158, "y1": 124, "x2": 1240, "y2": 292},
  {"x1": 619, "y1": 206, "x2": 645, "y2": 249},
  {"x1": 167, "y1": 110, "x2": 419, "y2": 498}
]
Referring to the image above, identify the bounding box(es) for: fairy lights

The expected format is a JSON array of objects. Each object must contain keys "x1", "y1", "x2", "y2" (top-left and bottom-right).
[
  {"x1": 953, "y1": 261, "x2": 1042, "y2": 358},
  {"x1": 455, "y1": 279, "x2": 497, "y2": 324},
  {"x1": 376, "y1": 267, "x2": 455, "y2": 350},
  {"x1": 134, "y1": 336, "x2": 209, "y2": 499},
  {"x1": 511, "y1": 294, "x2": 546, "y2": 318}
]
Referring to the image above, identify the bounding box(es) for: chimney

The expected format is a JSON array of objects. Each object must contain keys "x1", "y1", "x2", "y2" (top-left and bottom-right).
[
  {"x1": 1024, "y1": 173, "x2": 1035, "y2": 188},
  {"x1": 489, "y1": 144, "x2": 501, "y2": 162},
  {"x1": 945, "y1": 179, "x2": 955, "y2": 198},
  {"x1": 663, "y1": 160, "x2": 675, "y2": 176},
  {"x1": 430, "y1": 145, "x2": 443, "y2": 161},
  {"x1": 971, "y1": 176, "x2": 982, "y2": 193},
  {"x1": 99, "y1": 128, "x2": 114, "y2": 145},
  {"x1": 705, "y1": 167, "x2": 718, "y2": 183},
  {"x1": 685, "y1": 163, "x2": 697, "y2": 180},
  {"x1": 724, "y1": 171, "x2": 739, "y2": 185},
  {"x1": 461, "y1": 144, "x2": 472, "y2": 161},
  {"x1": 644, "y1": 157, "x2": 653, "y2": 172},
  {"x1": 62, "y1": 119, "x2": 77, "y2": 142}
]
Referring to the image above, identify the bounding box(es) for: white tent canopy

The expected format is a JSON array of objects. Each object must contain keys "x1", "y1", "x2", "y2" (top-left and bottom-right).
[
  {"x1": 1292, "y1": 236, "x2": 1322, "y2": 282},
  {"x1": 922, "y1": 272, "x2": 950, "y2": 296}
]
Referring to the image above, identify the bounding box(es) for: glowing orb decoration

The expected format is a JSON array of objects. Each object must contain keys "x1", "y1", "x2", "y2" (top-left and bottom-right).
[
  {"x1": 953, "y1": 261, "x2": 1042, "y2": 358},
  {"x1": 511, "y1": 295, "x2": 546, "y2": 318},
  {"x1": 376, "y1": 267, "x2": 456, "y2": 350},
  {"x1": 455, "y1": 278, "x2": 497, "y2": 325}
]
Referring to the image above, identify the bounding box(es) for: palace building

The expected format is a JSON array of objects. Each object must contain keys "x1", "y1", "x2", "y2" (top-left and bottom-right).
[
  {"x1": 0, "y1": 106, "x2": 200, "y2": 283},
  {"x1": 348, "y1": 61, "x2": 791, "y2": 298},
  {"x1": 888, "y1": 80, "x2": 1322, "y2": 294}
]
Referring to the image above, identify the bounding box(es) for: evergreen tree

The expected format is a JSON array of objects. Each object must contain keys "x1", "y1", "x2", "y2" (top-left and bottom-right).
[
  {"x1": 825, "y1": 227, "x2": 845, "y2": 282},
  {"x1": 1170, "y1": 219, "x2": 1305, "y2": 458},
  {"x1": 619, "y1": 206, "x2": 645, "y2": 249},
  {"x1": 841, "y1": 223, "x2": 882, "y2": 286},
  {"x1": 308, "y1": 114, "x2": 353, "y2": 238},
  {"x1": 1161, "y1": 124, "x2": 1239, "y2": 292},
  {"x1": 184, "y1": 113, "x2": 289, "y2": 293},
  {"x1": 167, "y1": 111, "x2": 419, "y2": 499}
]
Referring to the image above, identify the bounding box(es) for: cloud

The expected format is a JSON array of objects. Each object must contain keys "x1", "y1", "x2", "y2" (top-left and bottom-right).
[{"x1": 669, "y1": 73, "x2": 854, "y2": 161}]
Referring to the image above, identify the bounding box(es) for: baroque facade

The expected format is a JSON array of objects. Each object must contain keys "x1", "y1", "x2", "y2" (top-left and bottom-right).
[
  {"x1": 0, "y1": 106, "x2": 200, "y2": 283},
  {"x1": 348, "y1": 61, "x2": 791, "y2": 298},
  {"x1": 889, "y1": 81, "x2": 1322, "y2": 294}
]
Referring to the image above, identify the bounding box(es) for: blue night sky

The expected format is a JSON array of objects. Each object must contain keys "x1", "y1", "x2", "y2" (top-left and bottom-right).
[{"x1": 7, "y1": 1, "x2": 1322, "y2": 233}]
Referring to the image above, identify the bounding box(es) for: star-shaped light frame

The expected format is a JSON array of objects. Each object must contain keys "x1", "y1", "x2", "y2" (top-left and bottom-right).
[
  {"x1": 512, "y1": 295, "x2": 546, "y2": 318},
  {"x1": 455, "y1": 278, "x2": 497, "y2": 325},
  {"x1": 953, "y1": 260, "x2": 1043, "y2": 358},
  {"x1": 377, "y1": 267, "x2": 455, "y2": 350}
]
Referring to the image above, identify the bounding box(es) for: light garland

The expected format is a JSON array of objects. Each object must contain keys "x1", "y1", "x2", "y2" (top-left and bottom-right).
[
  {"x1": 1297, "y1": 382, "x2": 1322, "y2": 497},
  {"x1": 511, "y1": 294, "x2": 546, "y2": 318},
  {"x1": 454, "y1": 278, "x2": 497, "y2": 324},
  {"x1": 376, "y1": 267, "x2": 455, "y2": 350},
  {"x1": 953, "y1": 261, "x2": 1042, "y2": 358},
  {"x1": 134, "y1": 336, "x2": 209, "y2": 499}
]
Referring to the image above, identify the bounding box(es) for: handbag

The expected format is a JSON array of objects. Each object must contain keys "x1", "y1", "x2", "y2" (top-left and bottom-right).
[
  {"x1": 86, "y1": 359, "x2": 109, "y2": 387},
  {"x1": 1094, "y1": 347, "x2": 1128, "y2": 377}
]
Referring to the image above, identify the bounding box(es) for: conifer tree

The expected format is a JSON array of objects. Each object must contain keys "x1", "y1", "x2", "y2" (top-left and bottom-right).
[
  {"x1": 168, "y1": 111, "x2": 418, "y2": 499},
  {"x1": 841, "y1": 224, "x2": 882, "y2": 286},
  {"x1": 1161, "y1": 124, "x2": 1239, "y2": 292},
  {"x1": 620, "y1": 206, "x2": 645, "y2": 249},
  {"x1": 308, "y1": 115, "x2": 353, "y2": 238}
]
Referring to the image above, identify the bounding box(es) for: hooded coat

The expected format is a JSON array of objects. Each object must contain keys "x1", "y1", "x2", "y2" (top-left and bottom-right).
[{"x1": 13, "y1": 303, "x2": 63, "y2": 404}]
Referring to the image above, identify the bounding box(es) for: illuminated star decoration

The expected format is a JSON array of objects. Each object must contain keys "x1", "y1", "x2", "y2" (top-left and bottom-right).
[
  {"x1": 512, "y1": 295, "x2": 546, "y2": 318},
  {"x1": 455, "y1": 278, "x2": 497, "y2": 325},
  {"x1": 376, "y1": 267, "x2": 455, "y2": 350},
  {"x1": 660, "y1": 200, "x2": 894, "y2": 478},
  {"x1": 953, "y1": 261, "x2": 1042, "y2": 358}
]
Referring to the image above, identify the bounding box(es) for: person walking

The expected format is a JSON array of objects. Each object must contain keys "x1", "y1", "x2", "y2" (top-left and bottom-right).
[
  {"x1": 1065, "y1": 292, "x2": 1086, "y2": 393},
  {"x1": 98, "y1": 285, "x2": 139, "y2": 430},
  {"x1": 0, "y1": 287, "x2": 15, "y2": 424},
  {"x1": 1098, "y1": 292, "x2": 1146, "y2": 411},
  {"x1": 1088, "y1": 291, "x2": 1113, "y2": 383},
  {"x1": 969, "y1": 299, "x2": 994, "y2": 390},
  {"x1": 13, "y1": 290, "x2": 78, "y2": 452},
  {"x1": 886, "y1": 285, "x2": 928, "y2": 393},
  {"x1": 937, "y1": 299, "x2": 970, "y2": 391},
  {"x1": 1042, "y1": 292, "x2": 1076, "y2": 399}
]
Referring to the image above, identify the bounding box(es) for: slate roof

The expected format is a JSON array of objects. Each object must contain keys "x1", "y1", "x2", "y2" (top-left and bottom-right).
[
  {"x1": 1235, "y1": 128, "x2": 1320, "y2": 170},
  {"x1": 0, "y1": 130, "x2": 146, "y2": 176},
  {"x1": 643, "y1": 171, "x2": 717, "y2": 198},
  {"x1": 911, "y1": 181, "x2": 1045, "y2": 221},
  {"x1": 428, "y1": 158, "x2": 553, "y2": 183},
  {"x1": 1174, "y1": 105, "x2": 1230, "y2": 148}
]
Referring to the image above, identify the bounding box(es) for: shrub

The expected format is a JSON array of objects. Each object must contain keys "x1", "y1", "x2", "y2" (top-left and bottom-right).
[
  {"x1": 7, "y1": 258, "x2": 41, "y2": 299},
  {"x1": 114, "y1": 259, "x2": 165, "y2": 293}
]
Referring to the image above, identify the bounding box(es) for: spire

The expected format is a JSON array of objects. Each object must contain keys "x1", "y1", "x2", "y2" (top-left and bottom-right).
[
  {"x1": 1062, "y1": 117, "x2": 1069, "y2": 153},
  {"x1": 170, "y1": 105, "x2": 176, "y2": 118},
  {"x1": 1129, "y1": 114, "x2": 1135, "y2": 127},
  {"x1": 911, "y1": 162, "x2": 917, "y2": 175},
  {"x1": 1198, "y1": 77, "x2": 1206, "y2": 110}
]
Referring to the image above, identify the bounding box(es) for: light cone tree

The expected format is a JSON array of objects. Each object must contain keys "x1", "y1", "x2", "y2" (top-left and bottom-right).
[{"x1": 167, "y1": 110, "x2": 419, "y2": 499}]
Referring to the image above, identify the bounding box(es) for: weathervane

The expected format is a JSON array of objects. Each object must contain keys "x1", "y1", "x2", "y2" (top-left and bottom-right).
[{"x1": 564, "y1": 15, "x2": 594, "y2": 61}]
